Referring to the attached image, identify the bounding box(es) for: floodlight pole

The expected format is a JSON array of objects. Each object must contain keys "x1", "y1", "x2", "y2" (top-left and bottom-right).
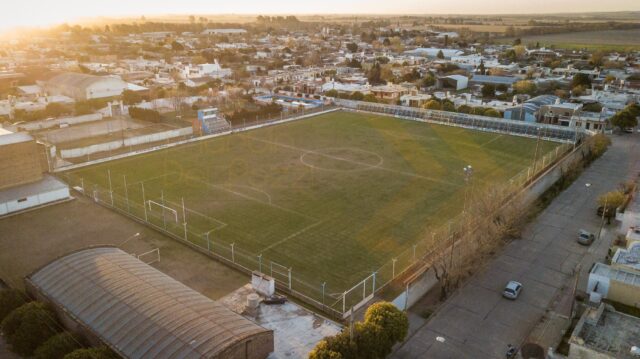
[
  {"x1": 107, "y1": 170, "x2": 114, "y2": 206},
  {"x1": 321, "y1": 282, "x2": 326, "y2": 308},
  {"x1": 392, "y1": 258, "x2": 397, "y2": 278},
  {"x1": 161, "y1": 190, "x2": 166, "y2": 229},
  {"x1": 123, "y1": 175, "x2": 129, "y2": 212},
  {"x1": 258, "y1": 254, "x2": 263, "y2": 273},
  {"x1": 182, "y1": 197, "x2": 187, "y2": 240},
  {"x1": 230, "y1": 243, "x2": 235, "y2": 263},
  {"x1": 141, "y1": 182, "x2": 148, "y2": 222}
]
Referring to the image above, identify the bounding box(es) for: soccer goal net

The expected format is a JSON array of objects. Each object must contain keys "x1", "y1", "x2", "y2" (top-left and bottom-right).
[{"x1": 147, "y1": 200, "x2": 179, "y2": 223}]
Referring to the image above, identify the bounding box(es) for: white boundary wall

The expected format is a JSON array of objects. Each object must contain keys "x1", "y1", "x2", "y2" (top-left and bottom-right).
[
  {"x1": 19, "y1": 113, "x2": 103, "y2": 131},
  {"x1": 60, "y1": 127, "x2": 193, "y2": 159},
  {"x1": 54, "y1": 108, "x2": 340, "y2": 172}
]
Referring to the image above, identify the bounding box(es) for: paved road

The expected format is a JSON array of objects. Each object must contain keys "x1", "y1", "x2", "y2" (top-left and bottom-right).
[{"x1": 393, "y1": 134, "x2": 640, "y2": 359}]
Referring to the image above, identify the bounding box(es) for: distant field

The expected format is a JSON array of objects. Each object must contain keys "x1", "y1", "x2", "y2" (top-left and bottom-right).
[
  {"x1": 502, "y1": 28, "x2": 640, "y2": 50},
  {"x1": 63, "y1": 111, "x2": 558, "y2": 308}
]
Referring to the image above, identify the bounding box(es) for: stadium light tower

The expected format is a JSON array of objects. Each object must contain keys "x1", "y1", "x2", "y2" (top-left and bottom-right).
[{"x1": 463, "y1": 165, "x2": 473, "y2": 211}]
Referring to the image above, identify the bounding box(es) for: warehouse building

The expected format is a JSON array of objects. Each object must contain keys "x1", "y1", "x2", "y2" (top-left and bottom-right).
[
  {"x1": 45, "y1": 72, "x2": 128, "y2": 101},
  {"x1": 26, "y1": 247, "x2": 274, "y2": 359},
  {"x1": 0, "y1": 129, "x2": 69, "y2": 216}
]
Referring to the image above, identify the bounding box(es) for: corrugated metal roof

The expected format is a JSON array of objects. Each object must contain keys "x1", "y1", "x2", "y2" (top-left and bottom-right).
[
  {"x1": 28, "y1": 247, "x2": 270, "y2": 359},
  {"x1": 47, "y1": 73, "x2": 124, "y2": 90}
]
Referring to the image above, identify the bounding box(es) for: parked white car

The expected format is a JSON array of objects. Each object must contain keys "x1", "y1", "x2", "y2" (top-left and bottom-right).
[{"x1": 503, "y1": 281, "x2": 522, "y2": 300}]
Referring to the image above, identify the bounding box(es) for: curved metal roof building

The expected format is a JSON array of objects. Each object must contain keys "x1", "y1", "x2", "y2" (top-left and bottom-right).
[{"x1": 25, "y1": 247, "x2": 273, "y2": 359}]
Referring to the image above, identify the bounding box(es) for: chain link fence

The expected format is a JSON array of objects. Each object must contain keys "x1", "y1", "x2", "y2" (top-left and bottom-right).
[{"x1": 60, "y1": 102, "x2": 579, "y2": 319}]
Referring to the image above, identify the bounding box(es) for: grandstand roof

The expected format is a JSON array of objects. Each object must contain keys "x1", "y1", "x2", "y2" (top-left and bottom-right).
[
  {"x1": 27, "y1": 247, "x2": 272, "y2": 359},
  {"x1": 46, "y1": 72, "x2": 124, "y2": 90}
]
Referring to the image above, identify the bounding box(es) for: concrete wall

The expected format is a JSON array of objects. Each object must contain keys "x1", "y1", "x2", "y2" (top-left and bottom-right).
[
  {"x1": 60, "y1": 127, "x2": 193, "y2": 159},
  {"x1": 522, "y1": 144, "x2": 588, "y2": 205},
  {"x1": 0, "y1": 139, "x2": 43, "y2": 190},
  {"x1": 219, "y1": 331, "x2": 274, "y2": 359},
  {"x1": 392, "y1": 268, "x2": 438, "y2": 310},
  {"x1": 608, "y1": 281, "x2": 640, "y2": 307},
  {"x1": 0, "y1": 187, "x2": 70, "y2": 216},
  {"x1": 19, "y1": 113, "x2": 103, "y2": 132}
]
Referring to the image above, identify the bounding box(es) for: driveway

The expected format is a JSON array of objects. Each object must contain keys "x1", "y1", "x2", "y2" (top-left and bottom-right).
[{"x1": 393, "y1": 133, "x2": 640, "y2": 359}]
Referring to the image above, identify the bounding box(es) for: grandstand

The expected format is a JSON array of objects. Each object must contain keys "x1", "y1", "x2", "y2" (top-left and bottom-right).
[{"x1": 196, "y1": 107, "x2": 231, "y2": 134}]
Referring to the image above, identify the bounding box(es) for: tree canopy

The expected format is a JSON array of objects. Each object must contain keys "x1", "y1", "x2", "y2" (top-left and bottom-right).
[{"x1": 309, "y1": 301, "x2": 408, "y2": 359}]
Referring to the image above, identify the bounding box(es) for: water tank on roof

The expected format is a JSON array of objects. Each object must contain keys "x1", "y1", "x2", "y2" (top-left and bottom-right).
[{"x1": 589, "y1": 291, "x2": 602, "y2": 304}]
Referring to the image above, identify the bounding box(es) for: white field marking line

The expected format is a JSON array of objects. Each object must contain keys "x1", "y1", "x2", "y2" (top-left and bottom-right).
[
  {"x1": 299, "y1": 147, "x2": 384, "y2": 172},
  {"x1": 126, "y1": 171, "x2": 179, "y2": 188},
  {"x1": 161, "y1": 197, "x2": 228, "y2": 230},
  {"x1": 479, "y1": 134, "x2": 503, "y2": 148},
  {"x1": 219, "y1": 184, "x2": 273, "y2": 204},
  {"x1": 260, "y1": 219, "x2": 328, "y2": 253},
  {"x1": 183, "y1": 174, "x2": 316, "y2": 220},
  {"x1": 243, "y1": 135, "x2": 462, "y2": 188}
]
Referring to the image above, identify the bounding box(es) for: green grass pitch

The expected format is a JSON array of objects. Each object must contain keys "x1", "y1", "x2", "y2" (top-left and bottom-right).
[{"x1": 64, "y1": 111, "x2": 559, "y2": 300}]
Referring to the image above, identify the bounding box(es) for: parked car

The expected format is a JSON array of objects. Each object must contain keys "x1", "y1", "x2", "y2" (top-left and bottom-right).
[
  {"x1": 578, "y1": 230, "x2": 595, "y2": 245},
  {"x1": 502, "y1": 281, "x2": 522, "y2": 300}
]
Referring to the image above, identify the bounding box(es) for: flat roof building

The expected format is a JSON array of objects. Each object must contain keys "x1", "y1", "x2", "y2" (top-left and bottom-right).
[
  {"x1": 568, "y1": 303, "x2": 640, "y2": 359},
  {"x1": 26, "y1": 247, "x2": 274, "y2": 359}
]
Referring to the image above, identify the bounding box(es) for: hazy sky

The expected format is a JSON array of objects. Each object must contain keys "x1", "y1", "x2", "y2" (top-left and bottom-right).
[{"x1": 2, "y1": 0, "x2": 639, "y2": 30}]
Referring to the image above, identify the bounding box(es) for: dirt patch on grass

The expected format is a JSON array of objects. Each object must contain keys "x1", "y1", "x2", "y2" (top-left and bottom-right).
[{"x1": 0, "y1": 194, "x2": 247, "y2": 300}]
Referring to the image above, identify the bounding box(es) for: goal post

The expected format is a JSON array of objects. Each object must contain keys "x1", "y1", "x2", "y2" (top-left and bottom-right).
[
  {"x1": 137, "y1": 248, "x2": 160, "y2": 265},
  {"x1": 147, "y1": 200, "x2": 178, "y2": 223}
]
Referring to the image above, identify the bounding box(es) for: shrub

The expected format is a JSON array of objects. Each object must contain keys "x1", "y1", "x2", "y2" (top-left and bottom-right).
[
  {"x1": 1, "y1": 302, "x2": 59, "y2": 356},
  {"x1": 0, "y1": 289, "x2": 26, "y2": 322},
  {"x1": 34, "y1": 332, "x2": 81, "y2": 359},
  {"x1": 63, "y1": 347, "x2": 120, "y2": 359},
  {"x1": 483, "y1": 108, "x2": 502, "y2": 118},
  {"x1": 128, "y1": 107, "x2": 161, "y2": 123},
  {"x1": 309, "y1": 301, "x2": 408, "y2": 359},
  {"x1": 364, "y1": 302, "x2": 409, "y2": 356},
  {"x1": 586, "y1": 133, "x2": 611, "y2": 158}
]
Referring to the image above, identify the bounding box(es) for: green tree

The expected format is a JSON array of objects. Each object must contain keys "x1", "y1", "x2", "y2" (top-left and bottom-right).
[
  {"x1": 363, "y1": 93, "x2": 378, "y2": 103},
  {"x1": 483, "y1": 108, "x2": 501, "y2": 118},
  {"x1": 424, "y1": 100, "x2": 442, "y2": 110},
  {"x1": 1, "y1": 302, "x2": 59, "y2": 357},
  {"x1": 422, "y1": 74, "x2": 436, "y2": 87},
  {"x1": 363, "y1": 302, "x2": 409, "y2": 356},
  {"x1": 442, "y1": 100, "x2": 455, "y2": 112},
  {"x1": 478, "y1": 59, "x2": 486, "y2": 75},
  {"x1": 324, "y1": 89, "x2": 338, "y2": 98},
  {"x1": 436, "y1": 50, "x2": 445, "y2": 59},
  {"x1": 367, "y1": 62, "x2": 384, "y2": 85},
  {"x1": 513, "y1": 80, "x2": 537, "y2": 95},
  {"x1": 121, "y1": 89, "x2": 143, "y2": 105},
  {"x1": 350, "y1": 91, "x2": 365, "y2": 101},
  {"x1": 610, "y1": 108, "x2": 638, "y2": 130},
  {"x1": 572, "y1": 73, "x2": 591, "y2": 89},
  {"x1": 346, "y1": 42, "x2": 358, "y2": 53},
  {"x1": 34, "y1": 332, "x2": 81, "y2": 359},
  {"x1": 44, "y1": 102, "x2": 70, "y2": 118},
  {"x1": 457, "y1": 105, "x2": 472, "y2": 114},
  {"x1": 309, "y1": 302, "x2": 408, "y2": 359},
  {"x1": 0, "y1": 289, "x2": 26, "y2": 322},
  {"x1": 481, "y1": 84, "x2": 496, "y2": 98}
]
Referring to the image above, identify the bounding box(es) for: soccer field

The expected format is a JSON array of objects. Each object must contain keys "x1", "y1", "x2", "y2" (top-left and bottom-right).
[{"x1": 64, "y1": 111, "x2": 559, "y2": 305}]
